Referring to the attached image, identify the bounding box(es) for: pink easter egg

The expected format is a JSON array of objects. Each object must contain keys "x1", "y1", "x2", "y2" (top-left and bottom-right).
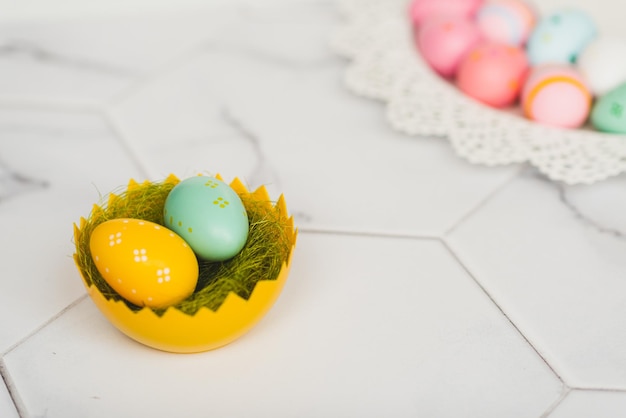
[
  {"x1": 522, "y1": 65, "x2": 591, "y2": 128},
  {"x1": 476, "y1": 0, "x2": 536, "y2": 46},
  {"x1": 456, "y1": 43, "x2": 529, "y2": 108},
  {"x1": 409, "y1": 0, "x2": 484, "y2": 27},
  {"x1": 417, "y1": 15, "x2": 483, "y2": 78}
]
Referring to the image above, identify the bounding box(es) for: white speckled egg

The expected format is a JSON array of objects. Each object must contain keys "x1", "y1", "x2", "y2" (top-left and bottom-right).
[
  {"x1": 577, "y1": 37, "x2": 626, "y2": 96},
  {"x1": 163, "y1": 176, "x2": 249, "y2": 261},
  {"x1": 89, "y1": 218, "x2": 199, "y2": 309}
]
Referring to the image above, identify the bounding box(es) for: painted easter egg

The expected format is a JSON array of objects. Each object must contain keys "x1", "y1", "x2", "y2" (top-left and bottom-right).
[
  {"x1": 164, "y1": 176, "x2": 249, "y2": 261},
  {"x1": 591, "y1": 82, "x2": 626, "y2": 133},
  {"x1": 475, "y1": 0, "x2": 536, "y2": 46},
  {"x1": 577, "y1": 37, "x2": 626, "y2": 96},
  {"x1": 521, "y1": 65, "x2": 591, "y2": 128},
  {"x1": 456, "y1": 43, "x2": 528, "y2": 108},
  {"x1": 526, "y1": 10, "x2": 597, "y2": 65},
  {"x1": 409, "y1": 0, "x2": 483, "y2": 27},
  {"x1": 90, "y1": 218, "x2": 199, "y2": 309},
  {"x1": 416, "y1": 15, "x2": 483, "y2": 78}
]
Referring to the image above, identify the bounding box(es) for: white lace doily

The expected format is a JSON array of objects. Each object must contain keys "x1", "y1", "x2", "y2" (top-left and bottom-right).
[{"x1": 332, "y1": 0, "x2": 626, "y2": 185}]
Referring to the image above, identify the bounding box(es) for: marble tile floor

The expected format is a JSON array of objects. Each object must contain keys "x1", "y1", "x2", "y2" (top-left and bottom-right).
[{"x1": 0, "y1": 0, "x2": 625, "y2": 417}]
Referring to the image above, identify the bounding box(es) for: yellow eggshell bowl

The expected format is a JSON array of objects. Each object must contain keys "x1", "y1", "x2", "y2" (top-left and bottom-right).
[{"x1": 73, "y1": 174, "x2": 297, "y2": 353}]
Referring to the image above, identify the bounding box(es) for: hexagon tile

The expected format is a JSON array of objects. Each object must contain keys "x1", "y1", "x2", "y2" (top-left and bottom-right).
[
  {"x1": 447, "y1": 170, "x2": 626, "y2": 390},
  {"x1": 4, "y1": 233, "x2": 562, "y2": 417}
]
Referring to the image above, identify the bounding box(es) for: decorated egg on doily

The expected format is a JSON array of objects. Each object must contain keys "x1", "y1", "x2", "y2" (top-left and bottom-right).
[
  {"x1": 164, "y1": 175, "x2": 249, "y2": 262},
  {"x1": 89, "y1": 218, "x2": 199, "y2": 309},
  {"x1": 577, "y1": 37, "x2": 626, "y2": 96},
  {"x1": 591, "y1": 82, "x2": 626, "y2": 133},
  {"x1": 456, "y1": 43, "x2": 528, "y2": 107},
  {"x1": 522, "y1": 64, "x2": 591, "y2": 129},
  {"x1": 475, "y1": 0, "x2": 536, "y2": 46},
  {"x1": 526, "y1": 10, "x2": 597, "y2": 65},
  {"x1": 409, "y1": 0, "x2": 483, "y2": 27},
  {"x1": 416, "y1": 15, "x2": 483, "y2": 78}
]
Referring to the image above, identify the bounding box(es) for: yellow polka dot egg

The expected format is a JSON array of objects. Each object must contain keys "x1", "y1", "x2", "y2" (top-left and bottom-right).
[{"x1": 89, "y1": 218, "x2": 199, "y2": 309}]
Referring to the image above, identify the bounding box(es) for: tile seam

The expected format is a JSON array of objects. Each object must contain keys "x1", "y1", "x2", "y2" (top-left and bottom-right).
[
  {"x1": 101, "y1": 110, "x2": 156, "y2": 180},
  {"x1": 0, "y1": 359, "x2": 26, "y2": 418},
  {"x1": 0, "y1": 98, "x2": 104, "y2": 113},
  {"x1": 568, "y1": 386, "x2": 626, "y2": 393},
  {"x1": 104, "y1": 43, "x2": 208, "y2": 108},
  {"x1": 540, "y1": 386, "x2": 572, "y2": 418},
  {"x1": 296, "y1": 227, "x2": 440, "y2": 240},
  {"x1": 542, "y1": 388, "x2": 626, "y2": 418},
  {"x1": 440, "y1": 238, "x2": 567, "y2": 387},
  {"x1": 2, "y1": 294, "x2": 88, "y2": 357},
  {"x1": 443, "y1": 165, "x2": 525, "y2": 237}
]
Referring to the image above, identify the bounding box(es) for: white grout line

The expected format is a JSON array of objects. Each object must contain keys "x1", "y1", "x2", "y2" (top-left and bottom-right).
[
  {"x1": 0, "y1": 98, "x2": 105, "y2": 113},
  {"x1": 0, "y1": 294, "x2": 88, "y2": 418},
  {"x1": 440, "y1": 238, "x2": 568, "y2": 387},
  {"x1": 0, "y1": 359, "x2": 27, "y2": 418},
  {"x1": 103, "y1": 43, "x2": 206, "y2": 109},
  {"x1": 539, "y1": 386, "x2": 572, "y2": 418},
  {"x1": 443, "y1": 165, "x2": 525, "y2": 237},
  {"x1": 0, "y1": 90, "x2": 166, "y2": 183},
  {"x1": 568, "y1": 386, "x2": 626, "y2": 393},
  {"x1": 101, "y1": 110, "x2": 157, "y2": 180},
  {"x1": 1, "y1": 294, "x2": 88, "y2": 358},
  {"x1": 541, "y1": 388, "x2": 626, "y2": 418},
  {"x1": 296, "y1": 226, "x2": 440, "y2": 240}
]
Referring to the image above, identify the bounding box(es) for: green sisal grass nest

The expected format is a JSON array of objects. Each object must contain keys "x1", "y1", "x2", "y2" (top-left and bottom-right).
[{"x1": 73, "y1": 174, "x2": 294, "y2": 316}]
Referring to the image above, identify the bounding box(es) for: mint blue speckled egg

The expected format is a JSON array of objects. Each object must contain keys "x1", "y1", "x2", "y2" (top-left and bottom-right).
[
  {"x1": 164, "y1": 176, "x2": 249, "y2": 261},
  {"x1": 526, "y1": 10, "x2": 596, "y2": 65}
]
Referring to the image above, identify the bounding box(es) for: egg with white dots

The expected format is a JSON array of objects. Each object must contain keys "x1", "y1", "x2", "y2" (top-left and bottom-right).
[
  {"x1": 164, "y1": 176, "x2": 249, "y2": 261},
  {"x1": 89, "y1": 218, "x2": 199, "y2": 309}
]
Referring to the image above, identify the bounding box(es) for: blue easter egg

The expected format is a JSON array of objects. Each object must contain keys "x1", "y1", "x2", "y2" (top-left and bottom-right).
[
  {"x1": 164, "y1": 176, "x2": 249, "y2": 261},
  {"x1": 526, "y1": 10, "x2": 597, "y2": 65}
]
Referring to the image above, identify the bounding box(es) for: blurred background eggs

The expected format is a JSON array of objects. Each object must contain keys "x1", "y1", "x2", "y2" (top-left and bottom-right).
[
  {"x1": 591, "y1": 82, "x2": 626, "y2": 133},
  {"x1": 416, "y1": 15, "x2": 483, "y2": 78},
  {"x1": 577, "y1": 37, "x2": 626, "y2": 96},
  {"x1": 476, "y1": 0, "x2": 536, "y2": 46},
  {"x1": 409, "y1": 0, "x2": 626, "y2": 133},
  {"x1": 522, "y1": 64, "x2": 591, "y2": 128},
  {"x1": 456, "y1": 43, "x2": 528, "y2": 107},
  {"x1": 526, "y1": 10, "x2": 596, "y2": 65},
  {"x1": 409, "y1": 0, "x2": 484, "y2": 26}
]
